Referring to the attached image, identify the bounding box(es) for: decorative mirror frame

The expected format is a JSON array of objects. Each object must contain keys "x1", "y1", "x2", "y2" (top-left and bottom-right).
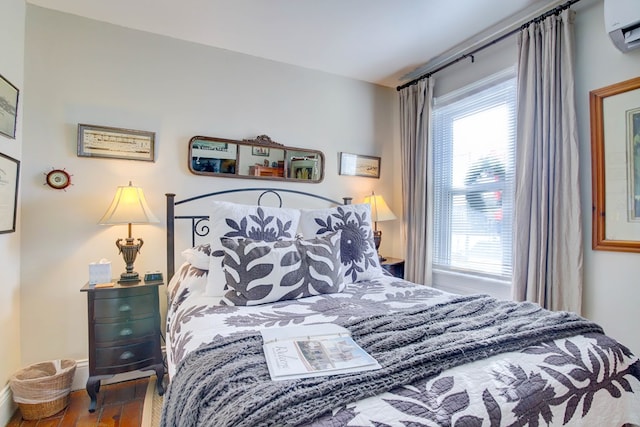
[
  {"x1": 590, "y1": 76, "x2": 640, "y2": 253},
  {"x1": 188, "y1": 134, "x2": 325, "y2": 183}
]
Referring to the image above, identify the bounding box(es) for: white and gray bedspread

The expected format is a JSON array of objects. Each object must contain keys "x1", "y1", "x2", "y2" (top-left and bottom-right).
[{"x1": 163, "y1": 262, "x2": 640, "y2": 426}]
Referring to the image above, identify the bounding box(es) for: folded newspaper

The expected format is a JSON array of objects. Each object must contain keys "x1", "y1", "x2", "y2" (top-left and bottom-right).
[{"x1": 261, "y1": 324, "x2": 381, "y2": 381}]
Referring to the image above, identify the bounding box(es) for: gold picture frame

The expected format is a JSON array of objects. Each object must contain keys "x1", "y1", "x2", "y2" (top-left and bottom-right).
[{"x1": 590, "y1": 76, "x2": 640, "y2": 252}]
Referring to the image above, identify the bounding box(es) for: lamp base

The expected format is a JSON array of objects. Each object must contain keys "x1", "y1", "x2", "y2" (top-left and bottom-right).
[
  {"x1": 115, "y1": 236, "x2": 144, "y2": 285},
  {"x1": 118, "y1": 272, "x2": 140, "y2": 284},
  {"x1": 373, "y1": 230, "x2": 382, "y2": 251},
  {"x1": 373, "y1": 230, "x2": 385, "y2": 262}
]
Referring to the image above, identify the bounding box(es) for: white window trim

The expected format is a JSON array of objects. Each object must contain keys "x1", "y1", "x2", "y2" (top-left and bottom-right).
[{"x1": 432, "y1": 268, "x2": 511, "y2": 300}]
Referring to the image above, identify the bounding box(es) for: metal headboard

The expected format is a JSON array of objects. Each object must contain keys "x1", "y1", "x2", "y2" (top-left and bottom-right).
[{"x1": 165, "y1": 187, "x2": 352, "y2": 280}]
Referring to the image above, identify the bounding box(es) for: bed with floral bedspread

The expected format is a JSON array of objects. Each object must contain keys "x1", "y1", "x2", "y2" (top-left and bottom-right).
[{"x1": 161, "y1": 192, "x2": 640, "y2": 426}]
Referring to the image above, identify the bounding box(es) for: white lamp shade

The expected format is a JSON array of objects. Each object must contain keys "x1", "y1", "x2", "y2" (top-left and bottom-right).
[
  {"x1": 363, "y1": 193, "x2": 397, "y2": 222},
  {"x1": 98, "y1": 182, "x2": 159, "y2": 225}
]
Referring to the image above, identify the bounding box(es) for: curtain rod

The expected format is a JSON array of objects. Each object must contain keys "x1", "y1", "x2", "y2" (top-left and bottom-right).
[{"x1": 396, "y1": 0, "x2": 581, "y2": 91}]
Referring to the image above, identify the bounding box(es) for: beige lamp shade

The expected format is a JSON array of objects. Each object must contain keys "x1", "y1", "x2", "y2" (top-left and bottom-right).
[
  {"x1": 363, "y1": 193, "x2": 397, "y2": 223},
  {"x1": 364, "y1": 192, "x2": 396, "y2": 261},
  {"x1": 98, "y1": 182, "x2": 159, "y2": 225}
]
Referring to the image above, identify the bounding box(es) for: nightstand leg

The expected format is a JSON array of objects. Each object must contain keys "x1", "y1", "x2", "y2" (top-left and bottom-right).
[
  {"x1": 86, "y1": 377, "x2": 100, "y2": 412},
  {"x1": 153, "y1": 363, "x2": 165, "y2": 395}
]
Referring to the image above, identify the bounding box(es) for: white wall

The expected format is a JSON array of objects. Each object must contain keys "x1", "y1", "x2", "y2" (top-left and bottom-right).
[
  {"x1": 0, "y1": 0, "x2": 24, "y2": 423},
  {"x1": 20, "y1": 5, "x2": 399, "y2": 371},
  {"x1": 574, "y1": 0, "x2": 640, "y2": 356}
]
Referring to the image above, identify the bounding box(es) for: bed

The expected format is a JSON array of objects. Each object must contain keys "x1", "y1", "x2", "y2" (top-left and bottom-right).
[{"x1": 161, "y1": 188, "x2": 640, "y2": 427}]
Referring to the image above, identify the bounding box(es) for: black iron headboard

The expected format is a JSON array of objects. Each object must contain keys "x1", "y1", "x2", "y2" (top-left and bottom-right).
[{"x1": 165, "y1": 187, "x2": 352, "y2": 280}]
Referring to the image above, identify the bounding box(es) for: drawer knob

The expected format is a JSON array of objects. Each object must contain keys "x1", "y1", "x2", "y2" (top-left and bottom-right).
[
  {"x1": 118, "y1": 304, "x2": 131, "y2": 312},
  {"x1": 120, "y1": 351, "x2": 135, "y2": 360},
  {"x1": 119, "y1": 328, "x2": 133, "y2": 336}
]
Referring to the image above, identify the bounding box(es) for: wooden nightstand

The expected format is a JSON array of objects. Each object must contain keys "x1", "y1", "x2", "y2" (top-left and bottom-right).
[
  {"x1": 381, "y1": 257, "x2": 405, "y2": 279},
  {"x1": 80, "y1": 280, "x2": 165, "y2": 412}
]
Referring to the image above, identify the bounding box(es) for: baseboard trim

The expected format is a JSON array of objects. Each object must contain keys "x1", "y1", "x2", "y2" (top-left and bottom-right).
[{"x1": 0, "y1": 383, "x2": 17, "y2": 426}]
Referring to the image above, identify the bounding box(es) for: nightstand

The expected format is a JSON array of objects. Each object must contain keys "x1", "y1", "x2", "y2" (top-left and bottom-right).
[
  {"x1": 80, "y1": 280, "x2": 165, "y2": 412},
  {"x1": 381, "y1": 257, "x2": 405, "y2": 279}
]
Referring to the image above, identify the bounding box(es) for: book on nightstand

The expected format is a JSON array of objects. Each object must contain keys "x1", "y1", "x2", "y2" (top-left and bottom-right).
[{"x1": 261, "y1": 324, "x2": 380, "y2": 381}]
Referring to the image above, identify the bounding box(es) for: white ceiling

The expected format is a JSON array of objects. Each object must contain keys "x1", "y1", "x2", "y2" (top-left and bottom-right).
[{"x1": 25, "y1": 0, "x2": 562, "y2": 87}]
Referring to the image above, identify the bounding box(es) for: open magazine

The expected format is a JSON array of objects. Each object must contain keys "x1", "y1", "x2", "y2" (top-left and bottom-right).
[{"x1": 261, "y1": 324, "x2": 381, "y2": 381}]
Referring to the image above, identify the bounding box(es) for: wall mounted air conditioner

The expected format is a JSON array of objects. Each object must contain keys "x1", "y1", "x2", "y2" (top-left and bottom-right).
[{"x1": 604, "y1": 0, "x2": 640, "y2": 52}]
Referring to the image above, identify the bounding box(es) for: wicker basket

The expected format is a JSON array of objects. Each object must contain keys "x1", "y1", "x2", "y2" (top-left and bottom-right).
[{"x1": 9, "y1": 359, "x2": 76, "y2": 420}]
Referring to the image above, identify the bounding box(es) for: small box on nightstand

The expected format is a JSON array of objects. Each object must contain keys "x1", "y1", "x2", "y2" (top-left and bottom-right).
[
  {"x1": 88, "y1": 260, "x2": 111, "y2": 284},
  {"x1": 144, "y1": 271, "x2": 163, "y2": 282}
]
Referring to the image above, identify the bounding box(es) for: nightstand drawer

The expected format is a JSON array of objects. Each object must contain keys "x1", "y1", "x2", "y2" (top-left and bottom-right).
[
  {"x1": 93, "y1": 293, "x2": 156, "y2": 320},
  {"x1": 381, "y1": 257, "x2": 405, "y2": 279},
  {"x1": 94, "y1": 317, "x2": 156, "y2": 344},
  {"x1": 92, "y1": 286, "x2": 154, "y2": 300},
  {"x1": 95, "y1": 341, "x2": 156, "y2": 369}
]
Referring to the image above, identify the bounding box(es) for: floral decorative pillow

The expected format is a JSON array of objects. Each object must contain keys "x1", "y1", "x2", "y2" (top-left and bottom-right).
[
  {"x1": 219, "y1": 232, "x2": 343, "y2": 306},
  {"x1": 205, "y1": 201, "x2": 301, "y2": 297},
  {"x1": 299, "y1": 203, "x2": 385, "y2": 283}
]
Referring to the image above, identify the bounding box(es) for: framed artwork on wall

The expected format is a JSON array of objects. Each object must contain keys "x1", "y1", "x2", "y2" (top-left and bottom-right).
[
  {"x1": 0, "y1": 152, "x2": 20, "y2": 233},
  {"x1": 0, "y1": 73, "x2": 19, "y2": 139},
  {"x1": 590, "y1": 76, "x2": 640, "y2": 252},
  {"x1": 77, "y1": 124, "x2": 155, "y2": 162},
  {"x1": 339, "y1": 152, "x2": 381, "y2": 178},
  {"x1": 252, "y1": 146, "x2": 270, "y2": 156}
]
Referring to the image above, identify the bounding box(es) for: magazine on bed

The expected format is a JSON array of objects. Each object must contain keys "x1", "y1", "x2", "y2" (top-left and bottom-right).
[{"x1": 261, "y1": 324, "x2": 381, "y2": 381}]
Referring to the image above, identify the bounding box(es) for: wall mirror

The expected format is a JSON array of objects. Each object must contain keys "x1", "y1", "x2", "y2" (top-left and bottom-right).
[
  {"x1": 590, "y1": 76, "x2": 640, "y2": 252},
  {"x1": 189, "y1": 135, "x2": 324, "y2": 183}
]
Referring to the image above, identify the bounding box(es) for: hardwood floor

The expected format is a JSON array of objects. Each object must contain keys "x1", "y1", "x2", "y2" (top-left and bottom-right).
[{"x1": 7, "y1": 377, "x2": 149, "y2": 427}]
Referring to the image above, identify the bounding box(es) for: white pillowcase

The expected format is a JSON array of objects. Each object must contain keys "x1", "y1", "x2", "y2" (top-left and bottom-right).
[
  {"x1": 205, "y1": 201, "x2": 301, "y2": 297},
  {"x1": 181, "y1": 244, "x2": 211, "y2": 270},
  {"x1": 299, "y1": 203, "x2": 385, "y2": 283}
]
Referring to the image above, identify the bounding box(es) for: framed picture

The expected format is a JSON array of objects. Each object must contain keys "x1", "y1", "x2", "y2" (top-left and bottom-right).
[
  {"x1": 252, "y1": 146, "x2": 270, "y2": 156},
  {"x1": 339, "y1": 152, "x2": 381, "y2": 178},
  {"x1": 77, "y1": 124, "x2": 155, "y2": 162},
  {"x1": 0, "y1": 152, "x2": 20, "y2": 233},
  {"x1": 0, "y1": 73, "x2": 19, "y2": 139},
  {"x1": 590, "y1": 76, "x2": 640, "y2": 252},
  {"x1": 291, "y1": 157, "x2": 319, "y2": 180}
]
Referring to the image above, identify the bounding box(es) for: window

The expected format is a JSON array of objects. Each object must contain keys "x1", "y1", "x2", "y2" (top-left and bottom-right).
[{"x1": 432, "y1": 69, "x2": 516, "y2": 295}]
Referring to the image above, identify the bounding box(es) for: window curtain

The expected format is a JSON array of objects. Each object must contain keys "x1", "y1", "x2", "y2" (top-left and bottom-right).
[
  {"x1": 512, "y1": 9, "x2": 583, "y2": 313},
  {"x1": 398, "y1": 79, "x2": 433, "y2": 285}
]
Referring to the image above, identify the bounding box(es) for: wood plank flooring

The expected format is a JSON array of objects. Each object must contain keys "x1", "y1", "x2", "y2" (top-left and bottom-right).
[{"x1": 7, "y1": 377, "x2": 149, "y2": 427}]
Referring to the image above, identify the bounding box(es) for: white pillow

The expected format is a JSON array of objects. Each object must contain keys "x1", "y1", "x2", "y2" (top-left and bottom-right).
[
  {"x1": 205, "y1": 201, "x2": 301, "y2": 297},
  {"x1": 299, "y1": 203, "x2": 385, "y2": 283},
  {"x1": 181, "y1": 244, "x2": 211, "y2": 270},
  {"x1": 219, "y1": 231, "x2": 344, "y2": 306}
]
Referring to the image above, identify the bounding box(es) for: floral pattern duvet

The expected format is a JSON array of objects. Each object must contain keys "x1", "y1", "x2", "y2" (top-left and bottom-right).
[{"x1": 165, "y1": 262, "x2": 640, "y2": 426}]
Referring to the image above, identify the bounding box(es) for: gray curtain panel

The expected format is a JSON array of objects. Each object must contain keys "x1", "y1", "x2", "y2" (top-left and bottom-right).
[
  {"x1": 399, "y1": 79, "x2": 433, "y2": 285},
  {"x1": 512, "y1": 9, "x2": 583, "y2": 313}
]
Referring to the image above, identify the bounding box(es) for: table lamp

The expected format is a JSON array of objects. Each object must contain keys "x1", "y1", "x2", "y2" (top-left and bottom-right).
[
  {"x1": 98, "y1": 181, "x2": 159, "y2": 282},
  {"x1": 363, "y1": 192, "x2": 397, "y2": 261}
]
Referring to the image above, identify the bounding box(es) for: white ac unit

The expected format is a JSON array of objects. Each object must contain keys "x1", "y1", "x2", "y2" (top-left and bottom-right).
[{"x1": 604, "y1": 0, "x2": 640, "y2": 52}]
